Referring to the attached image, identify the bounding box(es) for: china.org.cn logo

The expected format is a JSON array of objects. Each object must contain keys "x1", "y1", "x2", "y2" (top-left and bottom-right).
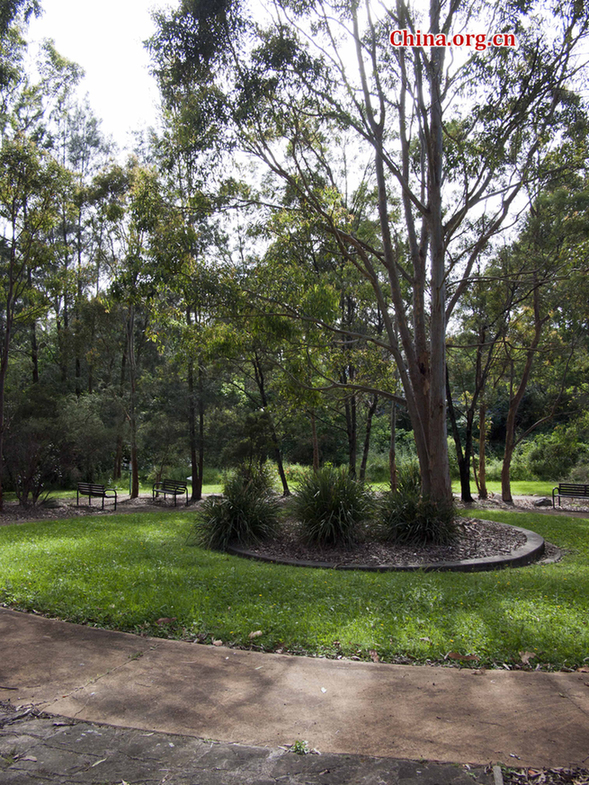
[{"x1": 390, "y1": 29, "x2": 516, "y2": 51}]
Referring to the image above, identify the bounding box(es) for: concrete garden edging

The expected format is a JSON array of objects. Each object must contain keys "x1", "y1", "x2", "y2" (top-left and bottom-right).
[{"x1": 227, "y1": 522, "x2": 547, "y2": 573}]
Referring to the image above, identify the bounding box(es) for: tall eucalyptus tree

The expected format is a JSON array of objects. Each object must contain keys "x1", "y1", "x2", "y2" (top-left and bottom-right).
[{"x1": 150, "y1": 0, "x2": 588, "y2": 513}]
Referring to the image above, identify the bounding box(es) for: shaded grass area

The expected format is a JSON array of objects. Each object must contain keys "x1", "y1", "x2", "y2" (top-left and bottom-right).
[
  {"x1": 13, "y1": 482, "x2": 225, "y2": 502},
  {"x1": 0, "y1": 510, "x2": 587, "y2": 669},
  {"x1": 3, "y1": 479, "x2": 552, "y2": 503}
]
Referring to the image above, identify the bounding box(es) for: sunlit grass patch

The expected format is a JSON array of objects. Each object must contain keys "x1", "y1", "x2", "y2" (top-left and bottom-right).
[{"x1": 0, "y1": 509, "x2": 587, "y2": 669}]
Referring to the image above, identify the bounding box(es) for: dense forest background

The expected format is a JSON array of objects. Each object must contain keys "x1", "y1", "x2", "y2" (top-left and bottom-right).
[{"x1": 1, "y1": 0, "x2": 589, "y2": 511}]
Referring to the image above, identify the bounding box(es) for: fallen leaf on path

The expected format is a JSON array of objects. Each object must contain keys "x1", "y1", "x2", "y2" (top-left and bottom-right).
[
  {"x1": 249, "y1": 630, "x2": 263, "y2": 640},
  {"x1": 213, "y1": 640, "x2": 223, "y2": 646},
  {"x1": 446, "y1": 652, "x2": 480, "y2": 662},
  {"x1": 577, "y1": 666, "x2": 589, "y2": 673},
  {"x1": 519, "y1": 651, "x2": 536, "y2": 665}
]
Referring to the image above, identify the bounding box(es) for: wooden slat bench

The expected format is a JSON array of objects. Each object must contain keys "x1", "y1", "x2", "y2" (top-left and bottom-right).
[
  {"x1": 152, "y1": 479, "x2": 189, "y2": 506},
  {"x1": 552, "y1": 483, "x2": 589, "y2": 508},
  {"x1": 77, "y1": 482, "x2": 118, "y2": 511}
]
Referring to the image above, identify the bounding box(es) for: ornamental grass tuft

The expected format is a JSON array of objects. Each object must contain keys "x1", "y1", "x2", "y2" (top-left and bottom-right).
[
  {"x1": 191, "y1": 464, "x2": 280, "y2": 551},
  {"x1": 292, "y1": 465, "x2": 374, "y2": 547},
  {"x1": 380, "y1": 461, "x2": 456, "y2": 545}
]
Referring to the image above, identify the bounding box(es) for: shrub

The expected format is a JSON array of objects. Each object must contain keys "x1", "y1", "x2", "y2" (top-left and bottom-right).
[
  {"x1": 363, "y1": 453, "x2": 390, "y2": 484},
  {"x1": 191, "y1": 464, "x2": 279, "y2": 551},
  {"x1": 524, "y1": 429, "x2": 588, "y2": 481},
  {"x1": 568, "y1": 463, "x2": 589, "y2": 483},
  {"x1": 292, "y1": 465, "x2": 374, "y2": 547},
  {"x1": 283, "y1": 463, "x2": 308, "y2": 487},
  {"x1": 380, "y1": 462, "x2": 456, "y2": 545}
]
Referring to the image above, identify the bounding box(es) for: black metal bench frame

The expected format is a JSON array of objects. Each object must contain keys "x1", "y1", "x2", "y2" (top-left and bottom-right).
[
  {"x1": 152, "y1": 479, "x2": 189, "y2": 506},
  {"x1": 77, "y1": 482, "x2": 118, "y2": 510},
  {"x1": 552, "y1": 483, "x2": 589, "y2": 508}
]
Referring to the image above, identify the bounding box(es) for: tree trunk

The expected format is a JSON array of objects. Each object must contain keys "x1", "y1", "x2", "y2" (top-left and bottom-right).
[
  {"x1": 252, "y1": 355, "x2": 290, "y2": 496},
  {"x1": 365, "y1": 17, "x2": 452, "y2": 509},
  {"x1": 446, "y1": 369, "x2": 473, "y2": 502},
  {"x1": 501, "y1": 286, "x2": 545, "y2": 503},
  {"x1": 187, "y1": 354, "x2": 200, "y2": 501},
  {"x1": 343, "y1": 389, "x2": 357, "y2": 478},
  {"x1": 425, "y1": 23, "x2": 452, "y2": 506},
  {"x1": 389, "y1": 402, "x2": 397, "y2": 491},
  {"x1": 27, "y1": 268, "x2": 39, "y2": 385},
  {"x1": 187, "y1": 306, "x2": 201, "y2": 501},
  {"x1": 0, "y1": 236, "x2": 19, "y2": 512},
  {"x1": 127, "y1": 306, "x2": 139, "y2": 499},
  {"x1": 197, "y1": 372, "x2": 204, "y2": 500},
  {"x1": 478, "y1": 404, "x2": 488, "y2": 500},
  {"x1": 113, "y1": 343, "x2": 127, "y2": 481},
  {"x1": 31, "y1": 321, "x2": 39, "y2": 384},
  {"x1": 311, "y1": 410, "x2": 320, "y2": 471},
  {"x1": 359, "y1": 394, "x2": 378, "y2": 482}
]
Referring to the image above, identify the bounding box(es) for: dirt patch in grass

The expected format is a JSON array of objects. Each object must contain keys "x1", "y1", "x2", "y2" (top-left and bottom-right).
[{"x1": 0, "y1": 494, "x2": 206, "y2": 526}]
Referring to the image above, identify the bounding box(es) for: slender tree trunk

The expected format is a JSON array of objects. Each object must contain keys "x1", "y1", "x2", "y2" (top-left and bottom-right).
[
  {"x1": 426, "y1": 24, "x2": 452, "y2": 505},
  {"x1": 186, "y1": 308, "x2": 202, "y2": 501},
  {"x1": 342, "y1": 297, "x2": 357, "y2": 478},
  {"x1": 359, "y1": 394, "x2": 378, "y2": 482},
  {"x1": 311, "y1": 410, "x2": 320, "y2": 471},
  {"x1": 75, "y1": 206, "x2": 83, "y2": 398},
  {"x1": 113, "y1": 344, "x2": 127, "y2": 481},
  {"x1": 61, "y1": 273, "x2": 69, "y2": 384},
  {"x1": 197, "y1": 369, "x2": 204, "y2": 500},
  {"x1": 501, "y1": 287, "x2": 545, "y2": 502},
  {"x1": 363, "y1": 25, "x2": 451, "y2": 507},
  {"x1": 446, "y1": 370, "x2": 473, "y2": 502},
  {"x1": 75, "y1": 356, "x2": 81, "y2": 397},
  {"x1": 31, "y1": 321, "x2": 39, "y2": 384},
  {"x1": 127, "y1": 306, "x2": 139, "y2": 499},
  {"x1": 27, "y1": 268, "x2": 39, "y2": 385},
  {"x1": 478, "y1": 404, "x2": 488, "y2": 500},
  {"x1": 252, "y1": 355, "x2": 290, "y2": 496},
  {"x1": 187, "y1": 355, "x2": 200, "y2": 501},
  {"x1": 0, "y1": 236, "x2": 20, "y2": 512},
  {"x1": 389, "y1": 401, "x2": 397, "y2": 491},
  {"x1": 344, "y1": 389, "x2": 357, "y2": 478}
]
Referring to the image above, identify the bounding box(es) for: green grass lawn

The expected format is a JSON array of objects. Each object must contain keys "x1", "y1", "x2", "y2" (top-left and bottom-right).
[
  {"x1": 4, "y1": 479, "x2": 551, "y2": 504},
  {"x1": 450, "y1": 479, "x2": 555, "y2": 497},
  {"x1": 0, "y1": 509, "x2": 587, "y2": 670}
]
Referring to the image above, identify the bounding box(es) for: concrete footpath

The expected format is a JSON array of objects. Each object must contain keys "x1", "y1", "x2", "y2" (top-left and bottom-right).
[{"x1": 1, "y1": 608, "x2": 588, "y2": 782}]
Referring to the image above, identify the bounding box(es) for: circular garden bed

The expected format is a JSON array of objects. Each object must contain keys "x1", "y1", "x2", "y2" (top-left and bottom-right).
[{"x1": 228, "y1": 517, "x2": 550, "y2": 572}]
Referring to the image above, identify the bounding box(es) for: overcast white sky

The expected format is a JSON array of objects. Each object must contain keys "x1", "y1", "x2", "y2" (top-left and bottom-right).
[{"x1": 27, "y1": 0, "x2": 169, "y2": 149}]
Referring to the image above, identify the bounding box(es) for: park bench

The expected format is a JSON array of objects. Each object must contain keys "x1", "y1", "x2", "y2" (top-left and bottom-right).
[
  {"x1": 552, "y1": 483, "x2": 589, "y2": 508},
  {"x1": 77, "y1": 482, "x2": 118, "y2": 511},
  {"x1": 152, "y1": 479, "x2": 189, "y2": 506}
]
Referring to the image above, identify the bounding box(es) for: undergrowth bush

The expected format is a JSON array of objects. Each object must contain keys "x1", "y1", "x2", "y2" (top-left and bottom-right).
[
  {"x1": 292, "y1": 466, "x2": 374, "y2": 547},
  {"x1": 363, "y1": 453, "x2": 390, "y2": 484},
  {"x1": 190, "y1": 464, "x2": 279, "y2": 551},
  {"x1": 380, "y1": 461, "x2": 456, "y2": 545}
]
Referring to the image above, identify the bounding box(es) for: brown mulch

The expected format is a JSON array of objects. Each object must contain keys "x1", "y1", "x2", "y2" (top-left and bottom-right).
[
  {"x1": 245, "y1": 516, "x2": 531, "y2": 567},
  {"x1": 502, "y1": 769, "x2": 589, "y2": 785}
]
